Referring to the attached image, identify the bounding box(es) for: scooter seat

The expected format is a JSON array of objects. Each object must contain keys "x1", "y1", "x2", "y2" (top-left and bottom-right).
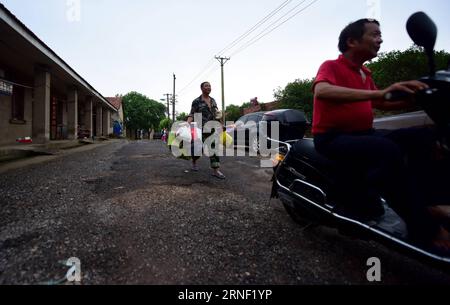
[
  {"x1": 288, "y1": 138, "x2": 386, "y2": 220},
  {"x1": 290, "y1": 138, "x2": 339, "y2": 178}
]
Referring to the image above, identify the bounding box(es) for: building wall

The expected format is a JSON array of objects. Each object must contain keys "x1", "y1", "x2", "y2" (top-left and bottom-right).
[
  {"x1": 0, "y1": 89, "x2": 33, "y2": 146},
  {"x1": 102, "y1": 108, "x2": 111, "y2": 136},
  {"x1": 62, "y1": 101, "x2": 68, "y2": 129},
  {"x1": 118, "y1": 106, "x2": 124, "y2": 123},
  {"x1": 111, "y1": 107, "x2": 123, "y2": 136},
  {"x1": 243, "y1": 105, "x2": 260, "y2": 115},
  {"x1": 264, "y1": 101, "x2": 280, "y2": 111},
  {"x1": 243, "y1": 101, "x2": 280, "y2": 115},
  {"x1": 111, "y1": 111, "x2": 120, "y2": 124},
  {"x1": 120, "y1": 106, "x2": 126, "y2": 137},
  {"x1": 108, "y1": 110, "x2": 113, "y2": 135}
]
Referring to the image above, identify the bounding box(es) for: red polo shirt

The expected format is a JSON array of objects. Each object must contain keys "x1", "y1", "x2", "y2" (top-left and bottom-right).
[{"x1": 312, "y1": 55, "x2": 377, "y2": 135}]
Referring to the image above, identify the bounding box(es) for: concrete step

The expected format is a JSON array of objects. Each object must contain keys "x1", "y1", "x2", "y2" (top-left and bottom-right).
[{"x1": 0, "y1": 139, "x2": 96, "y2": 162}]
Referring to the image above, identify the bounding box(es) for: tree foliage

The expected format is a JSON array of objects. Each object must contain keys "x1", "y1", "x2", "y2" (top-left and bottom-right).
[
  {"x1": 122, "y1": 92, "x2": 166, "y2": 131},
  {"x1": 225, "y1": 104, "x2": 242, "y2": 123},
  {"x1": 367, "y1": 46, "x2": 450, "y2": 89},
  {"x1": 367, "y1": 46, "x2": 450, "y2": 116},
  {"x1": 240, "y1": 102, "x2": 251, "y2": 109},
  {"x1": 273, "y1": 78, "x2": 314, "y2": 121},
  {"x1": 159, "y1": 117, "x2": 172, "y2": 130},
  {"x1": 176, "y1": 112, "x2": 188, "y2": 122}
]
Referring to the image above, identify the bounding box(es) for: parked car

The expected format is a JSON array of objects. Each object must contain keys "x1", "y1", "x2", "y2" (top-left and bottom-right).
[
  {"x1": 153, "y1": 131, "x2": 163, "y2": 140},
  {"x1": 227, "y1": 112, "x2": 266, "y2": 153}
]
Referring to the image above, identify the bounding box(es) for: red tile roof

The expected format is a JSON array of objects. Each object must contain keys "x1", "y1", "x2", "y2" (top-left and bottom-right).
[{"x1": 106, "y1": 97, "x2": 122, "y2": 110}]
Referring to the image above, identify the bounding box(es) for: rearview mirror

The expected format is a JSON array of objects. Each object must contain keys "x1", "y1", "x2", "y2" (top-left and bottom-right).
[
  {"x1": 407, "y1": 12, "x2": 437, "y2": 50},
  {"x1": 407, "y1": 12, "x2": 437, "y2": 76}
]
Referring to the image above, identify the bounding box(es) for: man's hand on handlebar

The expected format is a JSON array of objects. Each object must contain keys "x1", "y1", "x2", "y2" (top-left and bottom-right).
[
  {"x1": 382, "y1": 80, "x2": 429, "y2": 98},
  {"x1": 373, "y1": 80, "x2": 429, "y2": 111}
]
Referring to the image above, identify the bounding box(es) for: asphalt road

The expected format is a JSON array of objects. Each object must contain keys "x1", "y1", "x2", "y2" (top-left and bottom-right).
[{"x1": 1, "y1": 139, "x2": 450, "y2": 284}]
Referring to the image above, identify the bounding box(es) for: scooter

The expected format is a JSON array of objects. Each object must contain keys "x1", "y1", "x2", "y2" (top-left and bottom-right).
[{"x1": 269, "y1": 12, "x2": 450, "y2": 268}]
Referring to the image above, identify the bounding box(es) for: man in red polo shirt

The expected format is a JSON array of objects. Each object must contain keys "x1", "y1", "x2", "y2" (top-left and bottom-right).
[{"x1": 312, "y1": 18, "x2": 450, "y2": 252}]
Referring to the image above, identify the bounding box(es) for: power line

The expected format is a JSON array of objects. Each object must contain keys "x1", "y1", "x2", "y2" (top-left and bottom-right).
[
  {"x1": 177, "y1": 58, "x2": 216, "y2": 96},
  {"x1": 230, "y1": 0, "x2": 317, "y2": 57},
  {"x1": 216, "y1": 0, "x2": 293, "y2": 56},
  {"x1": 230, "y1": 0, "x2": 320, "y2": 57},
  {"x1": 176, "y1": 0, "x2": 320, "y2": 104},
  {"x1": 178, "y1": 64, "x2": 220, "y2": 99},
  {"x1": 177, "y1": 0, "x2": 294, "y2": 97},
  {"x1": 177, "y1": 63, "x2": 218, "y2": 99}
]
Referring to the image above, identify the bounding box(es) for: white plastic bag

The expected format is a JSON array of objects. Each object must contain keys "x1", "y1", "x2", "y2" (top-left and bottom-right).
[
  {"x1": 176, "y1": 123, "x2": 202, "y2": 142},
  {"x1": 176, "y1": 124, "x2": 192, "y2": 142}
]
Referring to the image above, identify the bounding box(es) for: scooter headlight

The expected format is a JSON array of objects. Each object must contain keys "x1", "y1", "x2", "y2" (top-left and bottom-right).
[{"x1": 271, "y1": 153, "x2": 286, "y2": 167}]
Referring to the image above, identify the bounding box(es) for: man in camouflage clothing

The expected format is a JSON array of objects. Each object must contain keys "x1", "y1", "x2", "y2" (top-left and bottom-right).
[{"x1": 187, "y1": 82, "x2": 225, "y2": 179}]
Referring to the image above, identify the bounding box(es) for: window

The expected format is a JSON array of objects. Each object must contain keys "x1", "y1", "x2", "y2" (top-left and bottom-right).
[
  {"x1": 1, "y1": 68, "x2": 13, "y2": 96},
  {"x1": 0, "y1": 80, "x2": 13, "y2": 96},
  {"x1": 245, "y1": 115, "x2": 258, "y2": 126},
  {"x1": 236, "y1": 116, "x2": 248, "y2": 126},
  {"x1": 11, "y1": 85, "x2": 25, "y2": 121}
]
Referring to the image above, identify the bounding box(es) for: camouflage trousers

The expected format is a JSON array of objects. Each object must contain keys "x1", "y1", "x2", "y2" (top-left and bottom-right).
[{"x1": 191, "y1": 132, "x2": 220, "y2": 169}]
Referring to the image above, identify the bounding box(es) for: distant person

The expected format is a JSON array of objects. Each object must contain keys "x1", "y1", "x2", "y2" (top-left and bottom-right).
[
  {"x1": 187, "y1": 82, "x2": 225, "y2": 179},
  {"x1": 162, "y1": 128, "x2": 168, "y2": 143}
]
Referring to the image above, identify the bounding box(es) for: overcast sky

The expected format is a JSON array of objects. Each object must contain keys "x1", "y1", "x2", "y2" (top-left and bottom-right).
[{"x1": 2, "y1": 0, "x2": 450, "y2": 114}]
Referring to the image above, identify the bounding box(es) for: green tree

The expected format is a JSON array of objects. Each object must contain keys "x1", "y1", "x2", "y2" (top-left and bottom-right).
[
  {"x1": 159, "y1": 117, "x2": 172, "y2": 130},
  {"x1": 367, "y1": 46, "x2": 450, "y2": 116},
  {"x1": 240, "y1": 102, "x2": 251, "y2": 110},
  {"x1": 122, "y1": 91, "x2": 166, "y2": 131},
  {"x1": 176, "y1": 112, "x2": 188, "y2": 122},
  {"x1": 273, "y1": 78, "x2": 314, "y2": 121},
  {"x1": 225, "y1": 104, "x2": 242, "y2": 122},
  {"x1": 367, "y1": 46, "x2": 450, "y2": 89}
]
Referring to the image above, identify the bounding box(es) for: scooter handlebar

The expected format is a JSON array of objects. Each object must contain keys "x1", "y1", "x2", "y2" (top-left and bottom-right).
[
  {"x1": 267, "y1": 137, "x2": 292, "y2": 151},
  {"x1": 384, "y1": 90, "x2": 412, "y2": 101}
]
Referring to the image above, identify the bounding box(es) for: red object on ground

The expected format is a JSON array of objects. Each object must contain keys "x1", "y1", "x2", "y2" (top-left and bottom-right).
[{"x1": 16, "y1": 137, "x2": 33, "y2": 143}]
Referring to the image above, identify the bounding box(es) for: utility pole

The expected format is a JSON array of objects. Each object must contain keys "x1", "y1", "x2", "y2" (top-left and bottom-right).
[
  {"x1": 172, "y1": 73, "x2": 176, "y2": 122},
  {"x1": 163, "y1": 93, "x2": 172, "y2": 119},
  {"x1": 215, "y1": 56, "x2": 230, "y2": 123}
]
